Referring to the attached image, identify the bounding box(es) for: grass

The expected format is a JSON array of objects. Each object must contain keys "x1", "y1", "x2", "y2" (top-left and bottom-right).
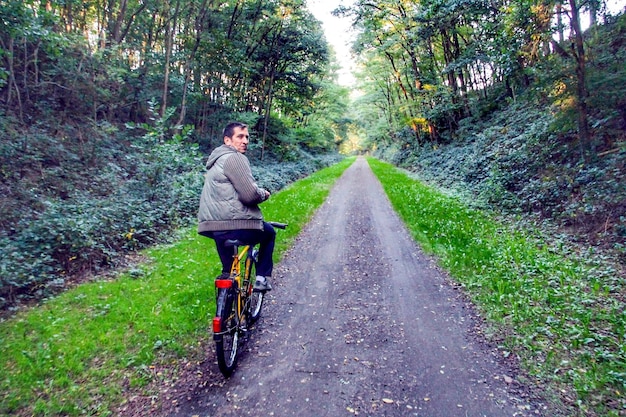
[
  {"x1": 368, "y1": 157, "x2": 626, "y2": 417},
  {"x1": 0, "y1": 157, "x2": 355, "y2": 416}
]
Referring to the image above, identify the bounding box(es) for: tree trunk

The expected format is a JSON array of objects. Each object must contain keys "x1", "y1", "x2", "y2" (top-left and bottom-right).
[
  {"x1": 112, "y1": 0, "x2": 128, "y2": 44},
  {"x1": 568, "y1": 0, "x2": 591, "y2": 154},
  {"x1": 261, "y1": 65, "x2": 276, "y2": 161},
  {"x1": 161, "y1": 0, "x2": 181, "y2": 119},
  {"x1": 177, "y1": 0, "x2": 209, "y2": 126},
  {"x1": 441, "y1": 29, "x2": 457, "y2": 95},
  {"x1": 161, "y1": 16, "x2": 172, "y2": 118},
  {"x1": 3, "y1": 36, "x2": 23, "y2": 121},
  {"x1": 556, "y1": 3, "x2": 565, "y2": 43}
]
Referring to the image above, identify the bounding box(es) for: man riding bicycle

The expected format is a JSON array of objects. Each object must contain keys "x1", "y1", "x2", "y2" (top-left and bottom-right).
[{"x1": 197, "y1": 122, "x2": 275, "y2": 291}]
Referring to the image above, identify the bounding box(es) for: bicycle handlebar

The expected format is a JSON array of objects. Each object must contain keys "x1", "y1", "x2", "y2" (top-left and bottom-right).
[{"x1": 268, "y1": 221, "x2": 288, "y2": 230}]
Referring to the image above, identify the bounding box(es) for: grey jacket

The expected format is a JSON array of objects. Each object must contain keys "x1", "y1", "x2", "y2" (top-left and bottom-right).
[{"x1": 197, "y1": 145, "x2": 268, "y2": 234}]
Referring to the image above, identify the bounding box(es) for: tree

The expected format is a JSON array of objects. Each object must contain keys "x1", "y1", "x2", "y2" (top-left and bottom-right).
[
  {"x1": 344, "y1": 0, "x2": 609, "y2": 151},
  {"x1": 567, "y1": 0, "x2": 591, "y2": 151},
  {"x1": 0, "y1": 0, "x2": 335, "y2": 152}
]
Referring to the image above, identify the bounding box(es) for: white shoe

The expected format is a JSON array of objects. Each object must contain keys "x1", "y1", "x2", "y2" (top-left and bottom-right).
[{"x1": 253, "y1": 276, "x2": 272, "y2": 292}]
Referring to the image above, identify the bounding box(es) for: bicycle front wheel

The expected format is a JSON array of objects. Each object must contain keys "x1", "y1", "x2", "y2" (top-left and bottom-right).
[
  {"x1": 247, "y1": 254, "x2": 264, "y2": 323},
  {"x1": 214, "y1": 287, "x2": 239, "y2": 377}
]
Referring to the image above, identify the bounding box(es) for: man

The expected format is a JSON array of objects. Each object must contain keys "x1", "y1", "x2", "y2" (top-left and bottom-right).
[{"x1": 197, "y1": 122, "x2": 275, "y2": 291}]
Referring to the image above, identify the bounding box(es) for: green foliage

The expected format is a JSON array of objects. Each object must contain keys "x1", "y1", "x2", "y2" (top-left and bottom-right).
[
  {"x1": 0, "y1": 0, "x2": 351, "y2": 309},
  {"x1": 369, "y1": 12, "x2": 626, "y2": 252},
  {"x1": 347, "y1": 0, "x2": 539, "y2": 139},
  {"x1": 574, "y1": 14, "x2": 626, "y2": 140},
  {"x1": 350, "y1": 0, "x2": 625, "y2": 156},
  {"x1": 534, "y1": 13, "x2": 626, "y2": 156},
  {"x1": 0, "y1": 105, "x2": 200, "y2": 303},
  {"x1": 372, "y1": 94, "x2": 626, "y2": 259},
  {"x1": 0, "y1": 158, "x2": 354, "y2": 416},
  {"x1": 253, "y1": 152, "x2": 345, "y2": 193},
  {"x1": 369, "y1": 157, "x2": 626, "y2": 417},
  {"x1": 0, "y1": 0, "x2": 339, "y2": 148},
  {"x1": 0, "y1": 96, "x2": 345, "y2": 310},
  {"x1": 246, "y1": 110, "x2": 346, "y2": 161}
]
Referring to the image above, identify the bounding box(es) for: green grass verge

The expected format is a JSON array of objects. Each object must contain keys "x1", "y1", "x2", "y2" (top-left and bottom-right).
[
  {"x1": 0, "y1": 157, "x2": 355, "y2": 416},
  {"x1": 368, "y1": 158, "x2": 625, "y2": 417}
]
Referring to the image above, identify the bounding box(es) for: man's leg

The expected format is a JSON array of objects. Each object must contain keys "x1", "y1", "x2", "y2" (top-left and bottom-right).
[
  {"x1": 221, "y1": 224, "x2": 276, "y2": 277},
  {"x1": 255, "y1": 222, "x2": 276, "y2": 277},
  {"x1": 214, "y1": 239, "x2": 234, "y2": 275}
]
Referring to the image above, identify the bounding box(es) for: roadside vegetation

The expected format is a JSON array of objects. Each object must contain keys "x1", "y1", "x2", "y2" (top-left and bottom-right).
[
  {"x1": 0, "y1": 158, "x2": 354, "y2": 416},
  {"x1": 0, "y1": 110, "x2": 343, "y2": 311},
  {"x1": 351, "y1": 5, "x2": 625, "y2": 262},
  {"x1": 369, "y1": 157, "x2": 625, "y2": 417},
  {"x1": 0, "y1": 1, "x2": 350, "y2": 311}
]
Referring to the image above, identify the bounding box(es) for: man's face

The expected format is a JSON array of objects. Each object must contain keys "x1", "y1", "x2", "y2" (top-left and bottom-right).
[{"x1": 224, "y1": 126, "x2": 249, "y2": 153}]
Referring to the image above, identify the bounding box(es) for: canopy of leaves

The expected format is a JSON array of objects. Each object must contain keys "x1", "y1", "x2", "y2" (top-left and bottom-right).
[{"x1": 345, "y1": 0, "x2": 624, "y2": 149}]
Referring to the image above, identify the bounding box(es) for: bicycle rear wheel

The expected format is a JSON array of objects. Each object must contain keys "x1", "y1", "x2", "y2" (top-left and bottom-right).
[
  {"x1": 214, "y1": 287, "x2": 239, "y2": 377},
  {"x1": 247, "y1": 250, "x2": 264, "y2": 323}
]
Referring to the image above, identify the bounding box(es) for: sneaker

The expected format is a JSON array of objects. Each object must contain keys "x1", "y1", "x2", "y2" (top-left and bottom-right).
[{"x1": 253, "y1": 276, "x2": 272, "y2": 292}]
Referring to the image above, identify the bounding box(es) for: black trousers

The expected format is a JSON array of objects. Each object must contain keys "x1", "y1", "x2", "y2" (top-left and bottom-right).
[{"x1": 209, "y1": 222, "x2": 276, "y2": 277}]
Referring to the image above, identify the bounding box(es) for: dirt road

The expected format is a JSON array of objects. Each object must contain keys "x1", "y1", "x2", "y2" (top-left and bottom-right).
[{"x1": 158, "y1": 157, "x2": 545, "y2": 416}]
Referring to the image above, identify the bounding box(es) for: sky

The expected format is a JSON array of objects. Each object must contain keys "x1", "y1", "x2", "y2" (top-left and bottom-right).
[
  {"x1": 606, "y1": 0, "x2": 626, "y2": 14},
  {"x1": 307, "y1": 0, "x2": 357, "y2": 87}
]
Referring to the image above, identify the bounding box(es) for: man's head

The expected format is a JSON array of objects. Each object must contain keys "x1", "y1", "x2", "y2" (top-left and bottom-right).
[{"x1": 223, "y1": 122, "x2": 249, "y2": 153}]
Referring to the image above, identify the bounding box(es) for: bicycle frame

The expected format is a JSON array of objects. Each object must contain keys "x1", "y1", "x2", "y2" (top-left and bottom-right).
[{"x1": 212, "y1": 244, "x2": 254, "y2": 335}]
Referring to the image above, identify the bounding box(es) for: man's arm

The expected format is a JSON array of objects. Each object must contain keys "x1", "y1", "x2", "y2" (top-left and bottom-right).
[{"x1": 223, "y1": 153, "x2": 269, "y2": 205}]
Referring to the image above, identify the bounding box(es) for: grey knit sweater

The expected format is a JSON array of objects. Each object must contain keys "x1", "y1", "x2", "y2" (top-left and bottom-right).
[{"x1": 197, "y1": 145, "x2": 269, "y2": 233}]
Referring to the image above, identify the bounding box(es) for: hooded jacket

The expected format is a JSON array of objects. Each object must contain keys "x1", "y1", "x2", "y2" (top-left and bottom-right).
[{"x1": 197, "y1": 144, "x2": 268, "y2": 234}]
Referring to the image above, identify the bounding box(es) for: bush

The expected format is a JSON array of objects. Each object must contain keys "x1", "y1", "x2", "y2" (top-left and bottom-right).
[
  {"x1": 0, "y1": 120, "x2": 343, "y2": 309},
  {"x1": 0, "y1": 132, "x2": 205, "y2": 308},
  {"x1": 372, "y1": 98, "x2": 625, "y2": 255},
  {"x1": 252, "y1": 150, "x2": 344, "y2": 192}
]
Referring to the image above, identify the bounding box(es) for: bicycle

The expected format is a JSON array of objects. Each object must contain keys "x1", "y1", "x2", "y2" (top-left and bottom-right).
[{"x1": 212, "y1": 221, "x2": 287, "y2": 377}]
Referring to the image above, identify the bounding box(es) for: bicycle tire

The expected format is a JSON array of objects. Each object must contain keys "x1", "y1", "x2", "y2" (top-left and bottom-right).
[
  {"x1": 247, "y1": 250, "x2": 264, "y2": 323},
  {"x1": 214, "y1": 287, "x2": 239, "y2": 377}
]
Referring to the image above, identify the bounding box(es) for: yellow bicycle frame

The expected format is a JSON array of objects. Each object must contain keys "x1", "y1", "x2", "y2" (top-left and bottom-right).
[
  {"x1": 213, "y1": 244, "x2": 250, "y2": 334},
  {"x1": 228, "y1": 244, "x2": 255, "y2": 319}
]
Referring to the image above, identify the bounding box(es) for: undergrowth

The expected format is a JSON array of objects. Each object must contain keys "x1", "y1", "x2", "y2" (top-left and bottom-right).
[
  {"x1": 0, "y1": 111, "x2": 343, "y2": 310},
  {"x1": 374, "y1": 100, "x2": 625, "y2": 262}
]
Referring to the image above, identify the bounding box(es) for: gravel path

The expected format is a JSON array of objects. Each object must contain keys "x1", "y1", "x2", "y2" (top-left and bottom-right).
[{"x1": 138, "y1": 157, "x2": 546, "y2": 417}]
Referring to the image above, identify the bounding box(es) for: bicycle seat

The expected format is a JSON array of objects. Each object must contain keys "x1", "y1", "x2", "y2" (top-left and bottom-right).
[{"x1": 224, "y1": 239, "x2": 247, "y2": 247}]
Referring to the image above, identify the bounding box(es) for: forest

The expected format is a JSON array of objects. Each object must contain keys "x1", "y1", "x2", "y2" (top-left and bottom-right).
[
  {"x1": 0, "y1": 0, "x2": 624, "y2": 301},
  {"x1": 0, "y1": 0, "x2": 624, "y2": 415},
  {"x1": 0, "y1": 0, "x2": 349, "y2": 308},
  {"x1": 345, "y1": 0, "x2": 624, "y2": 255},
  {"x1": 0, "y1": 0, "x2": 624, "y2": 351}
]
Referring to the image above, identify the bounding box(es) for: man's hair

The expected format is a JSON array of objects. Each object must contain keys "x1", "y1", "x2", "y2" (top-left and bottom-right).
[{"x1": 223, "y1": 122, "x2": 248, "y2": 139}]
